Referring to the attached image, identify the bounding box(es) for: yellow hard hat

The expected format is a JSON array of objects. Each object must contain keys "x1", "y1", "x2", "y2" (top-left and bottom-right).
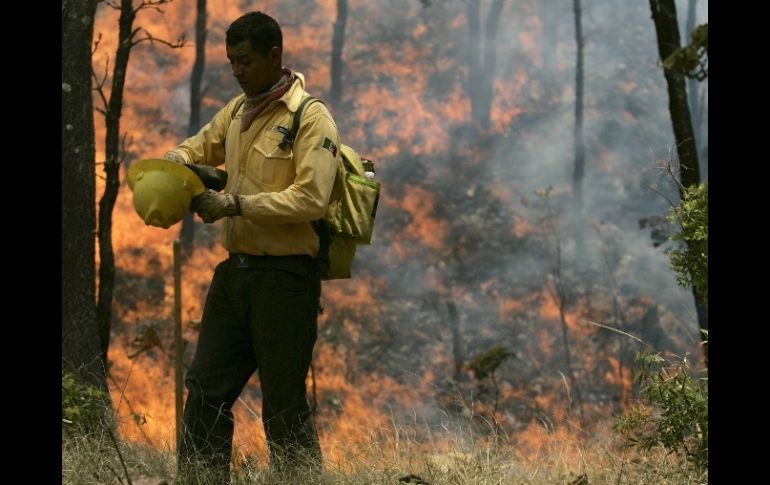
[{"x1": 127, "y1": 159, "x2": 205, "y2": 229}]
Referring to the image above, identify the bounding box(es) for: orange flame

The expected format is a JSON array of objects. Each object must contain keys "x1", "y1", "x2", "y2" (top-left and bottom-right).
[{"x1": 89, "y1": 0, "x2": 687, "y2": 464}]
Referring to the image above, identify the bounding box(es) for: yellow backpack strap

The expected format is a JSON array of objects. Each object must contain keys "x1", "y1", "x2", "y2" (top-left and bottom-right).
[
  {"x1": 274, "y1": 94, "x2": 334, "y2": 278},
  {"x1": 230, "y1": 96, "x2": 246, "y2": 121},
  {"x1": 279, "y1": 96, "x2": 322, "y2": 150}
]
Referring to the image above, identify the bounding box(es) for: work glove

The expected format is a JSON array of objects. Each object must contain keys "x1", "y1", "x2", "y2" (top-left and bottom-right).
[
  {"x1": 161, "y1": 151, "x2": 229, "y2": 191},
  {"x1": 191, "y1": 189, "x2": 241, "y2": 223},
  {"x1": 161, "y1": 151, "x2": 186, "y2": 164},
  {"x1": 184, "y1": 163, "x2": 229, "y2": 191}
]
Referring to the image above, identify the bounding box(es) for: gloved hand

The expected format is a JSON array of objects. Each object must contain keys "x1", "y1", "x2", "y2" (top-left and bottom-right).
[
  {"x1": 184, "y1": 163, "x2": 229, "y2": 191},
  {"x1": 161, "y1": 151, "x2": 186, "y2": 164},
  {"x1": 191, "y1": 189, "x2": 241, "y2": 223}
]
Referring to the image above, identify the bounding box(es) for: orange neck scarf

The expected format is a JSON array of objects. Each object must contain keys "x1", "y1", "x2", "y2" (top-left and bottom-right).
[{"x1": 240, "y1": 68, "x2": 295, "y2": 132}]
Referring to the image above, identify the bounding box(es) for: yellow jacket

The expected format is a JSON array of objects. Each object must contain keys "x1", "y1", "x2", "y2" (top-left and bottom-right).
[{"x1": 165, "y1": 73, "x2": 341, "y2": 257}]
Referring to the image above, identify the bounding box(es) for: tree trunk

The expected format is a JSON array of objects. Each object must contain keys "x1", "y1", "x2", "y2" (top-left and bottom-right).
[
  {"x1": 467, "y1": 0, "x2": 482, "y2": 128},
  {"x1": 467, "y1": 0, "x2": 505, "y2": 131},
  {"x1": 551, "y1": 240, "x2": 583, "y2": 416},
  {"x1": 446, "y1": 302, "x2": 464, "y2": 381},
  {"x1": 685, "y1": 0, "x2": 705, "y2": 179},
  {"x1": 329, "y1": 0, "x2": 348, "y2": 109},
  {"x1": 188, "y1": 0, "x2": 206, "y2": 138},
  {"x1": 649, "y1": 0, "x2": 707, "y2": 361},
  {"x1": 63, "y1": 0, "x2": 105, "y2": 390},
  {"x1": 685, "y1": 0, "x2": 699, "y2": 120},
  {"x1": 179, "y1": 0, "x2": 208, "y2": 259},
  {"x1": 478, "y1": 0, "x2": 505, "y2": 131},
  {"x1": 572, "y1": 0, "x2": 586, "y2": 260},
  {"x1": 97, "y1": 0, "x2": 137, "y2": 367},
  {"x1": 685, "y1": 0, "x2": 709, "y2": 366},
  {"x1": 649, "y1": 0, "x2": 700, "y2": 190}
]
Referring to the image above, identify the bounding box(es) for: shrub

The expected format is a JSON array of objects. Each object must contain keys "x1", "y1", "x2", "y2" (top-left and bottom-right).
[
  {"x1": 62, "y1": 368, "x2": 112, "y2": 435},
  {"x1": 614, "y1": 351, "x2": 708, "y2": 472},
  {"x1": 667, "y1": 182, "x2": 708, "y2": 306}
]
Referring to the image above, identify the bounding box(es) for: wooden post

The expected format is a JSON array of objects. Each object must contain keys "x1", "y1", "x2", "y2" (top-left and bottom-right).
[
  {"x1": 173, "y1": 240, "x2": 183, "y2": 458},
  {"x1": 447, "y1": 302, "x2": 464, "y2": 381}
]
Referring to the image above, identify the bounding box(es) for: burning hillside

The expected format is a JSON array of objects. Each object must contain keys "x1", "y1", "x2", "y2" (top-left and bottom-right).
[{"x1": 92, "y1": 0, "x2": 707, "y2": 466}]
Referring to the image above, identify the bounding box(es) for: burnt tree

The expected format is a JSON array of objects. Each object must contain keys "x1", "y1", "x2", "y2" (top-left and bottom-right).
[
  {"x1": 685, "y1": 0, "x2": 706, "y2": 178},
  {"x1": 648, "y1": 0, "x2": 707, "y2": 360},
  {"x1": 94, "y1": 0, "x2": 184, "y2": 367},
  {"x1": 467, "y1": 0, "x2": 506, "y2": 131},
  {"x1": 447, "y1": 302, "x2": 464, "y2": 381},
  {"x1": 329, "y1": 0, "x2": 348, "y2": 109},
  {"x1": 63, "y1": 0, "x2": 105, "y2": 390},
  {"x1": 571, "y1": 0, "x2": 586, "y2": 259},
  {"x1": 179, "y1": 0, "x2": 208, "y2": 259}
]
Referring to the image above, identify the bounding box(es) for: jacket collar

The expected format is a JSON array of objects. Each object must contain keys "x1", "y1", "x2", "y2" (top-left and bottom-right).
[{"x1": 281, "y1": 72, "x2": 306, "y2": 112}]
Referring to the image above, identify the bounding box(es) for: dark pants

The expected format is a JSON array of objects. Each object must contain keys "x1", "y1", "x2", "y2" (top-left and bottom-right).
[{"x1": 179, "y1": 254, "x2": 322, "y2": 481}]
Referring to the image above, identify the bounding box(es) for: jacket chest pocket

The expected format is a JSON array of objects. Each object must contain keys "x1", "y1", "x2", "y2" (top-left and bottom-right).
[{"x1": 251, "y1": 132, "x2": 294, "y2": 189}]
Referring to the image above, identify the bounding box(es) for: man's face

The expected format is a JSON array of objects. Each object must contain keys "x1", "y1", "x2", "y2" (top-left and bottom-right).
[{"x1": 226, "y1": 41, "x2": 280, "y2": 96}]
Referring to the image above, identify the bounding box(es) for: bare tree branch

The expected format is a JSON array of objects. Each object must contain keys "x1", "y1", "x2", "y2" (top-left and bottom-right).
[
  {"x1": 91, "y1": 58, "x2": 110, "y2": 116},
  {"x1": 119, "y1": 132, "x2": 133, "y2": 166},
  {"x1": 105, "y1": 422, "x2": 134, "y2": 485},
  {"x1": 538, "y1": 191, "x2": 583, "y2": 417},
  {"x1": 104, "y1": 462, "x2": 126, "y2": 485},
  {"x1": 92, "y1": 32, "x2": 103, "y2": 55},
  {"x1": 642, "y1": 147, "x2": 683, "y2": 209},
  {"x1": 136, "y1": 4, "x2": 166, "y2": 15},
  {"x1": 129, "y1": 26, "x2": 143, "y2": 42},
  {"x1": 583, "y1": 320, "x2": 645, "y2": 345},
  {"x1": 137, "y1": 0, "x2": 174, "y2": 10},
  {"x1": 131, "y1": 27, "x2": 186, "y2": 48},
  {"x1": 646, "y1": 184, "x2": 677, "y2": 210}
]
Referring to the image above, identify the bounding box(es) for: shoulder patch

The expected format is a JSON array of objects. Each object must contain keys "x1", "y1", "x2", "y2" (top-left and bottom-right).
[{"x1": 322, "y1": 137, "x2": 338, "y2": 157}]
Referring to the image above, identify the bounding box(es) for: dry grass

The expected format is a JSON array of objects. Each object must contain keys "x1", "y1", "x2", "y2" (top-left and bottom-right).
[{"x1": 62, "y1": 420, "x2": 706, "y2": 485}]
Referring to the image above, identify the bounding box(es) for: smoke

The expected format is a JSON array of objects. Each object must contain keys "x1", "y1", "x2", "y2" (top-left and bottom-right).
[{"x1": 96, "y1": 0, "x2": 707, "y2": 453}]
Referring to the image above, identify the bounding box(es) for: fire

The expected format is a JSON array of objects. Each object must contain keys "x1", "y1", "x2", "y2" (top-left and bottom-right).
[
  {"x1": 518, "y1": 30, "x2": 540, "y2": 65},
  {"x1": 310, "y1": 344, "x2": 406, "y2": 464},
  {"x1": 387, "y1": 185, "x2": 447, "y2": 252},
  {"x1": 491, "y1": 69, "x2": 526, "y2": 132},
  {"x1": 321, "y1": 276, "x2": 384, "y2": 317},
  {"x1": 536, "y1": 327, "x2": 556, "y2": 360},
  {"x1": 109, "y1": 344, "x2": 177, "y2": 447},
  {"x1": 86, "y1": 0, "x2": 704, "y2": 469},
  {"x1": 516, "y1": 420, "x2": 586, "y2": 464},
  {"x1": 605, "y1": 356, "x2": 633, "y2": 406},
  {"x1": 513, "y1": 216, "x2": 539, "y2": 238},
  {"x1": 449, "y1": 14, "x2": 465, "y2": 30},
  {"x1": 441, "y1": 84, "x2": 472, "y2": 124},
  {"x1": 498, "y1": 296, "x2": 527, "y2": 319},
  {"x1": 412, "y1": 22, "x2": 427, "y2": 39},
  {"x1": 538, "y1": 288, "x2": 567, "y2": 326},
  {"x1": 497, "y1": 292, "x2": 540, "y2": 320}
]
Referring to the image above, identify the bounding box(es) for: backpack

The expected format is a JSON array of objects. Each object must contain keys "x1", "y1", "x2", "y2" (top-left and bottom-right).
[{"x1": 231, "y1": 95, "x2": 380, "y2": 280}]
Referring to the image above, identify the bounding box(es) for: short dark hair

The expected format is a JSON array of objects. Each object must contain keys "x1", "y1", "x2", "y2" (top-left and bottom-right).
[{"x1": 226, "y1": 12, "x2": 282, "y2": 57}]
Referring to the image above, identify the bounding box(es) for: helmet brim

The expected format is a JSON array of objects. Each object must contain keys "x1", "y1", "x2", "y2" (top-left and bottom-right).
[{"x1": 127, "y1": 158, "x2": 206, "y2": 196}]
